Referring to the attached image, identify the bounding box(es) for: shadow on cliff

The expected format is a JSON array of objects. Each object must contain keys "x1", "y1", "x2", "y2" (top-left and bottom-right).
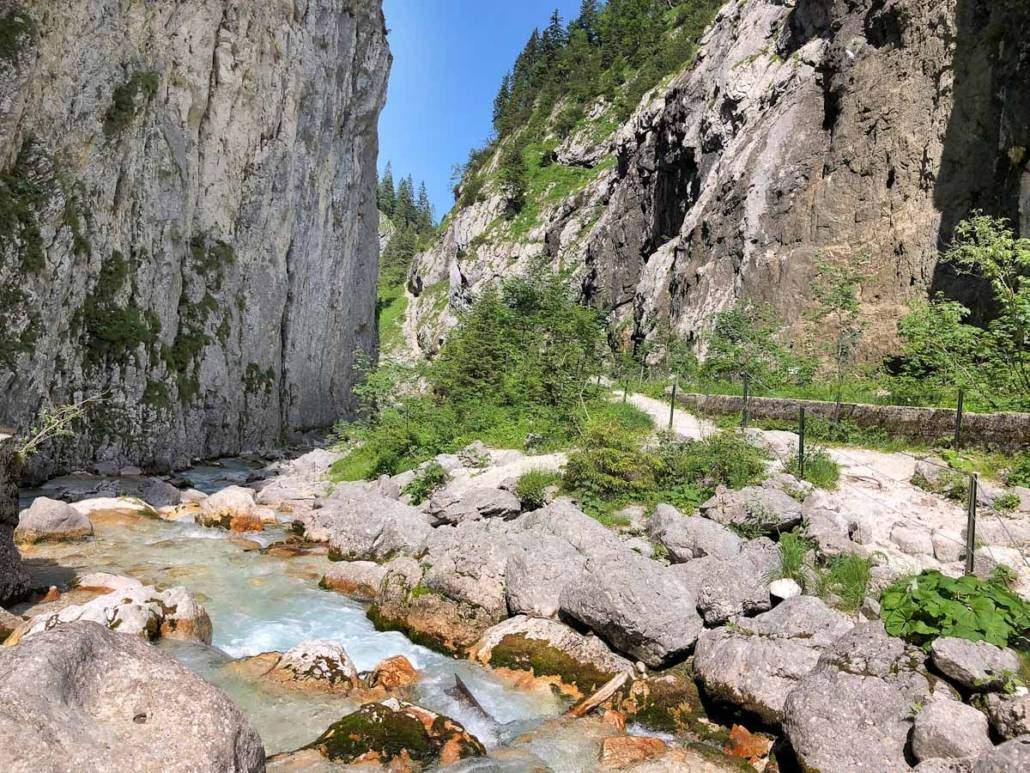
[{"x1": 931, "y1": 0, "x2": 1030, "y2": 321}]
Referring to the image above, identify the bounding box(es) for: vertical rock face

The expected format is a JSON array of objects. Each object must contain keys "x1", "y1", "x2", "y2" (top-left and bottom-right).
[
  {"x1": 0, "y1": 431, "x2": 29, "y2": 606},
  {"x1": 0, "y1": 0, "x2": 391, "y2": 478},
  {"x1": 406, "y1": 0, "x2": 1029, "y2": 357}
]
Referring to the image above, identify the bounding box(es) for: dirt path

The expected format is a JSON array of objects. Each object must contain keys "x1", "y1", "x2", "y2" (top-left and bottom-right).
[{"x1": 621, "y1": 388, "x2": 1030, "y2": 596}]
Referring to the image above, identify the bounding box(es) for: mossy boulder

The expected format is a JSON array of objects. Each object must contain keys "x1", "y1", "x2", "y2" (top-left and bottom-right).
[
  {"x1": 304, "y1": 700, "x2": 485, "y2": 768},
  {"x1": 470, "y1": 615, "x2": 633, "y2": 699},
  {"x1": 609, "y1": 665, "x2": 714, "y2": 739},
  {"x1": 367, "y1": 568, "x2": 495, "y2": 656}
]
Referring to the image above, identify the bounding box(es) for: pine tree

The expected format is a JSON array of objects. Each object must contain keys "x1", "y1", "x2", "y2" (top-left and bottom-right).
[
  {"x1": 416, "y1": 182, "x2": 434, "y2": 232},
  {"x1": 493, "y1": 73, "x2": 513, "y2": 134},
  {"x1": 395, "y1": 178, "x2": 416, "y2": 229},
  {"x1": 572, "y1": 0, "x2": 601, "y2": 45},
  {"x1": 378, "y1": 162, "x2": 396, "y2": 217}
]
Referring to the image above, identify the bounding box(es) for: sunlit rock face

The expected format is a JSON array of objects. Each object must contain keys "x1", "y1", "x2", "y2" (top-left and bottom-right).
[
  {"x1": 0, "y1": 0, "x2": 391, "y2": 479},
  {"x1": 406, "y1": 0, "x2": 1030, "y2": 357}
]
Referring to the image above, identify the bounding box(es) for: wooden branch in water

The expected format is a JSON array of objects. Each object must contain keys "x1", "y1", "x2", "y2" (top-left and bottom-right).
[{"x1": 565, "y1": 672, "x2": 628, "y2": 718}]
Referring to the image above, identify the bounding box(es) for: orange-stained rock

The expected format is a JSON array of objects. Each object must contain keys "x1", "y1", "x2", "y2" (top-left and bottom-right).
[
  {"x1": 229, "y1": 514, "x2": 264, "y2": 532},
  {"x1": 601, "y1": 710, "x2": 627, "y2": 732},
  {"x1": 369, "y1": 655, "x2": 420, "y2": 690},
  {"x1": 40, "y1": 586, "x2": 60, "y2": 603},
  {"x1": 599, "y1": 735, "x2": 668, "y2": 769},
  {"x1": 724, "y1": 724, "x2": 773, "y2": 765}
]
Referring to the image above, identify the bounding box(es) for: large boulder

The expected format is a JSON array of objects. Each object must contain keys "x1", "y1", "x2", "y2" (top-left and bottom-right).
[
  {"x1": 8, "y1": 584, "x2": 212, "y2": 645},
  {"x1": 971, "y1": 736, "x2": 1030, "y2": 771},
  {"x1": 304, "y1": 484, "x2": 431, "y2": 561},
  {"x1": 912, "y1": 697, "x2": 992, "y2": 763},
  {"x1": 646, "y1": 504, "x2": 742, "y2": 562},
  {"x1": 300, "y1": 699, "x2": 485, "y2": 768},
  {"x1": 71, "y1": 496, "x2": 158, "y2": 522},
  {"x1": 420, "y1": 519, "x2": 521, "y2": 620},
  {"x1": 470, "y1": 615, "x2": 634, "y2": 698},
  {"x1": 672, "y1": 538, "x2": 780, "y2": 625},
  {"x1": 368, "y1": 559, "x2": 495, "y2": 655},
  {"x1": 230, "y1": 640, "x2": 359, "y2": 694},
  {"x1": 0, "y1": 622, "x2": 264, "y2": 771},
  {"x1": 783, "y1": 623, "x2": 932, "y2": 773},
  {"x1": 14, "y1": 497, "x2": 92, "y2": 544},
  {"x1": 693, "y1": 596, "x2": 854, "y2": 724},
  {"x1": 199, "y1": 486, "x2": 278, "y2": 531},
  {"x1": 699, "y1": 486, "x2": 803, "y2": 536},
  {"x1": 983, "y1": 692, "x2": 1030, "y2": 741},
  {"x1": 930, "y1": 637, "x2": 1021, "y2": 691},
  {"x1": 319, "y1": 560, "x2": 388, "y2": 601},
  {"x1": 505, "y1": 533, "x2": 586, "y2": 618},
  {"x1": 425, "y1": 486, "x2": 522, "y2": 525},
  {"x1": 559, "y1": 551, "x2": 703, "y2": 668},
  {"x1": 516, "y1": 498, "x2": 626, "y2": 559}
]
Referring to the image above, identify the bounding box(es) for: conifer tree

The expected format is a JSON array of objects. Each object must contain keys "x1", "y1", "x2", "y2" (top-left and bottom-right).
[
  {"x1": 378, "y1": 162, "x2": 396, "y2": 217},
  {"x1": 416, "y1": 182, "x2": 434, "y2": 232},
  {"x1": 396, "y1": 175, "x2": 416, "y2": 227}
]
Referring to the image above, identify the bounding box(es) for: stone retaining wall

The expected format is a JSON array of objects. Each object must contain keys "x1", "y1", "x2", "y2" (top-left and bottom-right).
[
  {"x1": 674, "y1": 394, "x2": 1030, "y2": 450},
  {"x1": 0, "y1": 431, "x2": 29, "y2": 606}
]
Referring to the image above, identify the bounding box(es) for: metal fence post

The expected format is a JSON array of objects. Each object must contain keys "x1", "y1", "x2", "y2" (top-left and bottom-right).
[
  {"x1": 798, "y1": 407, "x2": 806, "y2": 478},
  {"x1": 668, "y1": 377, "x2": 678, "y2": 431},
  {"x1": 742, "y1": 372, "x2": 751, "y2": 430},
  {"x1": 954, "y1": 389, "x2": 965, "y2": 449},
  {"x1": 964, "y1": 473, "x2": 978, "y2": 575}
]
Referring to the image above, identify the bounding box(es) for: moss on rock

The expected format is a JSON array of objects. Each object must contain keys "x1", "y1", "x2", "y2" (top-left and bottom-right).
[
  {"x1": 487, "y1": 633, "x2": 618, "y2": 696},
  {"x1": 306, "y1": 702, "x2": 485, "y2": 766}
]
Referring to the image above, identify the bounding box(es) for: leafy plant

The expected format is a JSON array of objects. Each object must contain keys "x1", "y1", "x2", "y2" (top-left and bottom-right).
[
  {"x1": 402, "y1": 462, "x2": 449, "y2": 506},
  {"x1": 787, "y1": 446, "x2": 840, "y2": 489},
  {"x1": 17, "y1": 395, "x2": 106, "y2": 458},
  {"x1": 1005, "y1": 453, "x2": 1030, "y2": 488},
  {"x1": 880, "y1": 570, "x2": 1030, "y2": 649},
  {"x1": 515, "y1": 469, "x2": 562, "y2": 510},
  {"x1": 993, "y1": 492, "x2": 1021, "y2": 514},
  {"x1": 898, "y1": 214, "x2": 1030, "y2": 411}
]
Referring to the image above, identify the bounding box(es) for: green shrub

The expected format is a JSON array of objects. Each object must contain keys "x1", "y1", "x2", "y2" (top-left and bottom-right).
[
  {"x1": 817, "y1": 552, "x2": 875, "y2": 612},
  {"x1": 994, "y1": 492, "x2": 1021, "y2": 514},
  {"x1": 776, "y1": 531, "x2": 815, "y2": 589},
  {"x1": 515, "y1": 469, "x2": 562, "y2": 510},
  {"x1": 402, "y1": 461, "x2": 449, "y2": 505},
  {"x1": 104, "y1": 70, "x2": 160, "y2": 138},
  {"x1": 881, "y1": 570, "x2": 1030, "y2": 649},
  {"x1": 787, "y1": 446, "x2": 840, "y2": 489},
  {"x1": 1006, "y1": 453, "x2": 1030, "y2": 488},
  {"x1": 563, "y1": 425, "x2": 766, "y2": 519},
  {"x1": 657, "y1": 432, "x2": 768, "y2": 492},
  {"x1": 331, "y1": 270, "x2": 610, "y2": 482}
]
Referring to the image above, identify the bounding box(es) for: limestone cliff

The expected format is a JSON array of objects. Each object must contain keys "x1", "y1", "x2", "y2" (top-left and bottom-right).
[
  {"x1": 406, "y1": 0, "x2": 1029, "y2": 358},
  {"x1": 0, "y1": 0, "x2": 390, "y2": 478}
]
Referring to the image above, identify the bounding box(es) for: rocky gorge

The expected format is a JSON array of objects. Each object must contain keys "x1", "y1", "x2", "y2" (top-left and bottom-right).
[
  {"x1": 0, "y1": 0, "x2": 390, "y2": 479},
  {"x1": 1, "y1": 0, "x2": 1029, "y2": 770},
  {"x1": 404, "y1": 0, "x2": 1030, "y2": 358},
  {"x1": 1, "y1": 392, "x2": 1028, "y2": 771}
]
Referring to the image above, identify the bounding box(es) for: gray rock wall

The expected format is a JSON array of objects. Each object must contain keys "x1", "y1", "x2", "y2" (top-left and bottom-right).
[
  {"x1": 0, "y1": 0, "x2": 391, "y2": 478},
  {"x1": 0, "y1": 431, "x2": 29, "y2": 606},
  {"x1": 406, "y1": 0, "x2": 1030, "y2": 358}
]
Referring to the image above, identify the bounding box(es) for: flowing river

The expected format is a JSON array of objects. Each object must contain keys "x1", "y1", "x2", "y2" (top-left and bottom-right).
[{"x1": 15, "y1": 463, "x2": 623, "y2": 769}]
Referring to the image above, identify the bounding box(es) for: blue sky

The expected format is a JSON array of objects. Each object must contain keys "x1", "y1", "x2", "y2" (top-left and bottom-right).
[{"x1": 378, "y1": 0, "x2": 583, "y2": 221}]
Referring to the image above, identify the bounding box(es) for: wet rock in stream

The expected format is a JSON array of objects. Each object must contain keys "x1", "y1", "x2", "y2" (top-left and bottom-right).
[
  {"x1": 0, "y1": 622, "x2": 265, "y2": 771},
  {"x1": 294, "y1": 698, "x2": 486, "y2": 769}
]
